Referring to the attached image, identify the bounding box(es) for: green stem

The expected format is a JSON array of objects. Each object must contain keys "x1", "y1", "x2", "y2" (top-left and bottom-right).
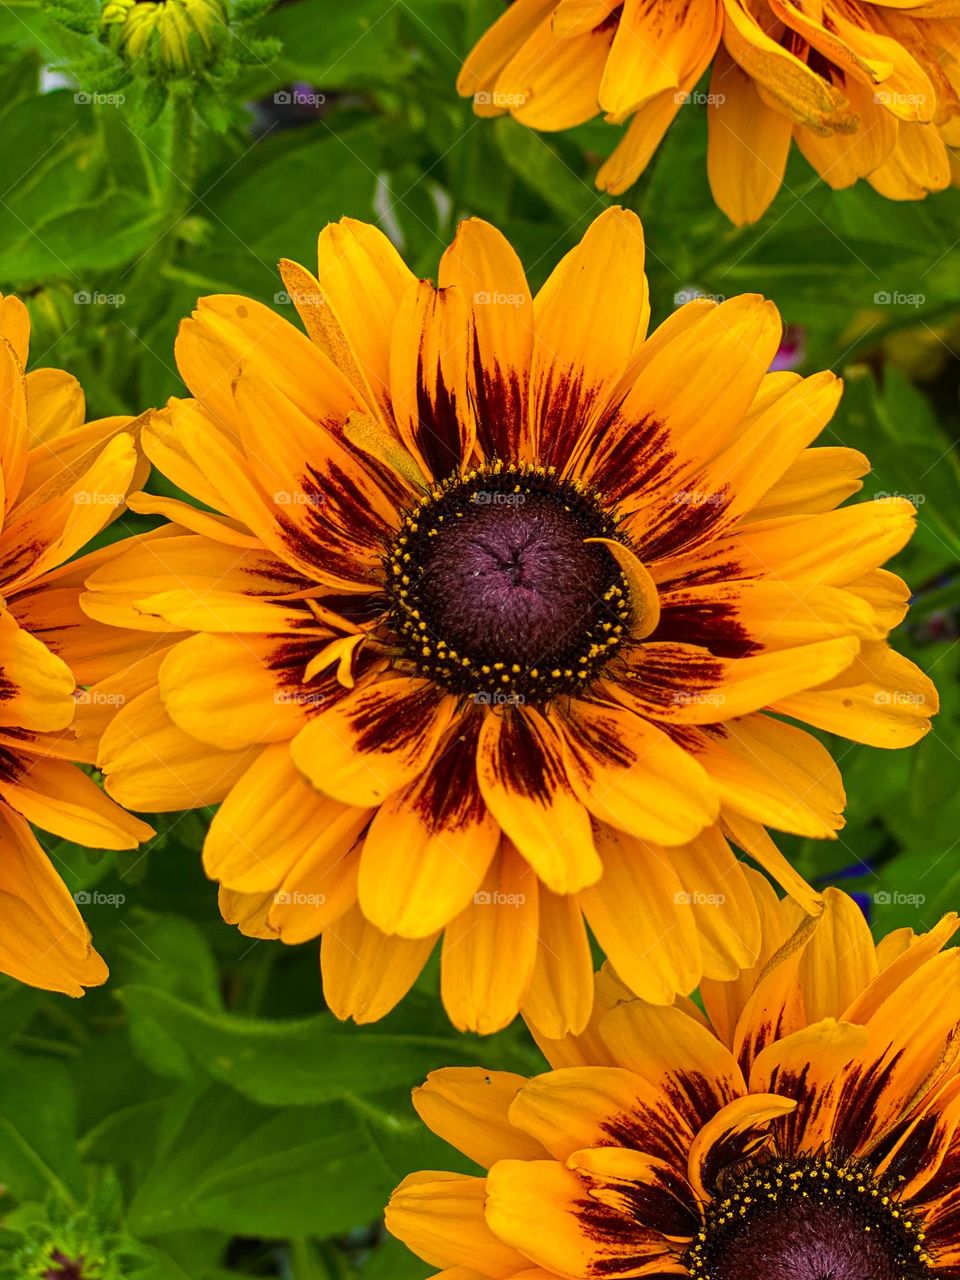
[
  {"x1": 121, "y1": 90, "x2": 199, "y2": 347},
  {"x1": 167, "y1": 90, "x2": 198, "y2": 218},
  {"x1": 289, "y1": 1239, "x2": 343, "y2": 1280}
]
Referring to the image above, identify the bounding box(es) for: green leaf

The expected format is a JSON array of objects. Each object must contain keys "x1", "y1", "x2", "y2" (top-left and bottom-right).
[
  {"x1": 118, "y1": 985, "x2": 525, "y2": 1104},
  {"x1": 494, "y1": 116, "x2": 601, "y2": 227},
  {"x1": 101, "y1": 915, "x2": 222, "y2": 1083},
  {"x1": 0, "y1": 188, "x2": 168, "y2": 286},
  {"x1": 259, "y1": 0, "x2": 405, "y2": 88},
  {"x1": 125, "y1": 1084, "x2": 449, "y2": 1239},
  {"x1": 200, "y1": 121, "x2": 381, "y2": 269},
  {"x1": 0, "y1": 1050, "x2": 83, "y2": 1203}
]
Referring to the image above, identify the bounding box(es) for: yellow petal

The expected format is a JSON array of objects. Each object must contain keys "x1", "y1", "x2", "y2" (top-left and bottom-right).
[
  {"x1": 597, "y1": 89, "x2": 685, "y2": 193},
  {"x1": 313, "y1": 218, "x2": 418, "y2": 423},
  {"x1": 687, "y1": 1093, "x2": 796, "y2": 1201},
  {"x1": 0, "y1": 756, "x2": 153, "y2": 850},
  {"x1": 494, "y1": 16, "x2": 610, "y2": 130},
  {"x1": 0, "y1": 803, "x2": 108, "y2": 996},
  {"x1": 158, "y1": 633, "x2": 310, "y2": 749},
  {"x1": 522, "y1": 888, "x2": 594, "y2": 1039},
  {"x1": 0, "y1": 608, "x2": 76, "y2": 733},
  {"x1": 476, "y1": 707, "x2": 599, "y2": 895},
  {"x1": 387, "y1": 1173, "x2": 528, "y2": 1278},
  {"x1": 440, "y1": 841, "x2": 540, "y2": 1035},
  {"x1": 438, "y1": 218, "x2": 534, "y2": 462},
  {"x1": 0, "y1": 337, "x2": 29, "y2": 510},
  {"x1": 359, "y1": 718, "x2": 500, "y2": 938},
  {"x1": 707, "y1": 47, "x2": 793, "y2": 224},
  {"x1": 458, "y1": 0, "x2": 556, "y2": 99},
  {"x1": 100, "y1": 687, "x2": 259, "y2": 812},
  {"x1": 600, "y1": 0, "x2": 721, "y2": 119},
  {"x1": 533, "y1": 207, "x2": 649, "y2": 470},
  {"x1": 413, "y1": 1065, "x2": 549, "y2": 1167},
  {"x1": 749, "y1": 1018, "x2": 869, "y2": 1155},
  {"x1": 486, "y1": 1157, "x2": 676, "y2": 1278},
  {"x1": 321, "y1": 902, "x2": 436, "y2": 1023},
  {"x1": 389, "y1": 280, "x2": 475, "y2": 481},
  {"x1": 579, "y1": 824, "x2": 703, "y2": 1002},
  {"x1": 558, "y1": 697, "x2": 720, "y2": 844},
  {"x1": 773, "y1": 642, "x2": 936, "y2": 747},
  {"x1": 688, "y1": 715, "x2": 846, "y2": 838},
  {"x1": 615, "y1": 637, "x2": 860, "y2": 723},
  {"x1": 290, "y1": 677, "x2": 455, "y2": 807},
  {"x1": 203, "y1": 742, "x2": 369, "y2": 895}
]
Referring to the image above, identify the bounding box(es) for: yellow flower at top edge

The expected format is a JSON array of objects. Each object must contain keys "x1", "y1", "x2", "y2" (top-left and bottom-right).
[
  {"x1": 387, "y1": 878, "x2": 960, "y2": 1280},
  {"x1": 458, "y1": 0, "x2": 960, "y2": 225},
  {"x1": 87, "y1": 208, "x2": 935, "y2": 1036},
  {"x1": 0, "y1": 295, "x2": 154, "y2": 996}
]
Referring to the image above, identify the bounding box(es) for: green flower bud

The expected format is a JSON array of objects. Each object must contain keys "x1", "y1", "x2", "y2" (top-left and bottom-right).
[{"x1": 99, "y1": 0, "x2": 227, "y2": 75}]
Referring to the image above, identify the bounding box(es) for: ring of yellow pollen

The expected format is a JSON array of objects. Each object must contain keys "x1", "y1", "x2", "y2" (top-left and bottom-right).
[
  {"x1": 686, "y1": 1156, "x2": 932, "y2": 1280},
  {"x1": 384, "y1": 462, "x2": 633, "y2": 703}
]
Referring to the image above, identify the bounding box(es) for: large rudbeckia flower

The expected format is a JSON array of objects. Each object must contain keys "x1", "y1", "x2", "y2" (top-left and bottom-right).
[
  {"x1": 459, "y1": 0, "x2": 960, "y2": 224},
  {"x1": 387, "y1": 877, "x2": 960, "y2": 1280},
  {"x1": 89, "y1": 208, "x2": 934, "y2": 1034},
  {"x1": 0, "y1": 295, "x2": 153, "y2": 995}
]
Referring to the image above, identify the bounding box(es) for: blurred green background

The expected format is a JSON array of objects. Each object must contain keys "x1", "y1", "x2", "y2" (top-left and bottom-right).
[{"x1": 0, "y1": 1, "x2": 959, "y2": 1276}]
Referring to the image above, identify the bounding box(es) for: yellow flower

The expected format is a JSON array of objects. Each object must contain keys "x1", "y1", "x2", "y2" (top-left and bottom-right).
[
  {"x1": 387, "y1": 879, "x2": 960, "y2": 1280},
  {"x1": 459, "y1": 0, "x2": 960, "y2": 224},
  {"x1": 0, "y1": 295, "x2": 153, "y2": 995},
  {"x1": 89, "y1": 209, "x2": 934, "y2": 1035},
  {"x1": 100, "y1": 0, "x2": 226, "y2": 74}
]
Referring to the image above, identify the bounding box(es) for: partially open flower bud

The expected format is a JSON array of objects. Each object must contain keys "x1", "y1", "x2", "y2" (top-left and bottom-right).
[{"x1": 99, "y1": 0, "x2": 227, "y2": 75}]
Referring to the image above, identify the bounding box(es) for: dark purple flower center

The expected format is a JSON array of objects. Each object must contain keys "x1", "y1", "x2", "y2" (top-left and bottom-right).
[
  {"x1": 385, "y1": 464, "x2": 632, "y2": 701},
  {"x1": 42, "y1": 1252, "x2": 89, "y2": 1280},
  {"x1": 687, "y1": 1158, "x2": 931, "y2": 1280}
]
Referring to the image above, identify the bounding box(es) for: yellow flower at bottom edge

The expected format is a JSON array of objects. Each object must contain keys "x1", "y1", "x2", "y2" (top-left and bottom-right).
[
  {"x1": 87, "y1": 208, "x2": 935, "y2": 1035},
  {"x1": 0, "y1": 295, "x2": 154, "y2": 995},
  {"x1": 459, "y1": 0, "x2": 960, "y2": 224},
  {"x1": 387, "y1": 877, "x2": 960, "y2": 1280}
]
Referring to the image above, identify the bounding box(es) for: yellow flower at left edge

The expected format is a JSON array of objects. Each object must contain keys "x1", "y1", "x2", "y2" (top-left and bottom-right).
[{"x1": 0, "y1": 294, "x2": 155, "y2": 996}]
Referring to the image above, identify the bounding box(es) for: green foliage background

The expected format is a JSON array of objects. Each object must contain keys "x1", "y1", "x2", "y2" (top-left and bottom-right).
[{"x1": 0, "y1": 0, "x2": 958, "y2": 1275}]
